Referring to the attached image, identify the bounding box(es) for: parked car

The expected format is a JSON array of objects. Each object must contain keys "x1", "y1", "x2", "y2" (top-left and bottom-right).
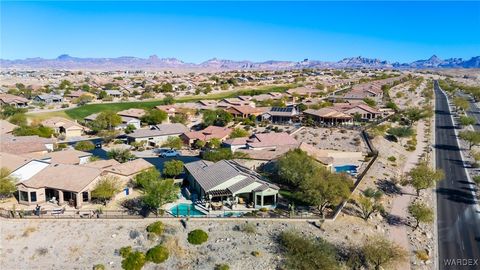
[{"x1": 159, "y1": 149, "x2": 180, "y2": 158}]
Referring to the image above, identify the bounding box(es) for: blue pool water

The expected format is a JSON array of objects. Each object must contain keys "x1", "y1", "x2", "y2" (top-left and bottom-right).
[
  {"x1": 334, "y1": 165, "x2": 358, "y2": 174},
  {"x1": 170, "y1": 203, "x2": 206, "y2": 217}
]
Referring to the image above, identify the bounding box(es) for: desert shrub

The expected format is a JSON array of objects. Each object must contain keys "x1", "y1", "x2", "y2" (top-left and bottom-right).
[
  {"x1": 119, "y1": 246, "x2": 132, "y2": 258},
  {"x1": 145, "y1": 245, "x2": 169, "y2": 264},
  {"x1": 146, "y1": 221, "x2": 165, "y2": 236},
  {"x1": 121, "y1": 251, "x2": 146, "y2": 270},
  {"x1": 214, "y1": 264, "x2": 230, "y2": 270},
  {"x1": 239, "y1": 222, "x2": 257, "y2": 234},
  {"x1": 187, "y1": 229, "x2": 208, "y2": 245},
  {"x1": 415, "y1": 249, "x2": 429, "y2": 262},
  {"x1": 387, "y1": 156, "x2": 396, "y2": 162},
  {"x1": 251, "y1": 250, "x2": 261, "y2": 257},
  {"x1": 93, "y1": 264, "x2": 106, "y2": 270},
  {"x1": 473, "y1": 176, "x2": 480, "y2": 185},
  {"x1": 259, "y1": 207, "x2": 269, "y2": 212}
]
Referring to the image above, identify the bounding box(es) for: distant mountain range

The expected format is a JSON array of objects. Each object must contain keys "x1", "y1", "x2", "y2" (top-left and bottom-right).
[{"x1": 1, "y1": 54, "x2": 479, "y2": 70}]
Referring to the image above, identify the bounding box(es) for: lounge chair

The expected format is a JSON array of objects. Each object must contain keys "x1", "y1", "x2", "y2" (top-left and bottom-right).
[{"x1": 51, "y1": 208, "x2": 65, "y2": 215}]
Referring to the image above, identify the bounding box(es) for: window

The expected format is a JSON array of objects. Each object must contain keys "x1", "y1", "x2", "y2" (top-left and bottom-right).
[
  {"x1": 82, "y1": 192, "x2": 89, "y2": 202},
  {"x1": 256, "y1": 195, "x2": 262, "y2": 206},
  {"x1": 30, "y1": 192, "x2": 37, "y2": 202},
  {"x1": 19, "y1": 191, "x2": 28, "y2": 202}
]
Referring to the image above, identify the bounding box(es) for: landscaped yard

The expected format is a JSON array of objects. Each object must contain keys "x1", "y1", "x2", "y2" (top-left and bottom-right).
[{"x1": 29, "y1": 85, "x2": 294, "y2": 120}]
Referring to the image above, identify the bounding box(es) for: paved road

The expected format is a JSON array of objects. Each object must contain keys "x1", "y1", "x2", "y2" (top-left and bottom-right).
[{"x1": 435, "y1": 80, "x2": 480, "y2": 269}]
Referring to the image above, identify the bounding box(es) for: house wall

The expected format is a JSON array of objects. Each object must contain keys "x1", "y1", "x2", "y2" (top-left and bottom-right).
[
  {"x1": 12, "y1": 161, "x2": 50, "y2": 182},
  {"x1": 232, "y1": 182, "x2": 262, "y2": 196},
  {"x1": 16, "y1": 185, "x2": 46, "y2": 205}
]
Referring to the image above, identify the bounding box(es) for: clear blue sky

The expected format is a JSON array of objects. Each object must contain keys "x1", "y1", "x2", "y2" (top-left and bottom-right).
[{"x1": 1, "y1": 1, "x2": 479, "y2": 63}]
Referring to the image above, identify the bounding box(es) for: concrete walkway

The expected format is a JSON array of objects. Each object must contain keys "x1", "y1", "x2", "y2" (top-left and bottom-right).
[{"x1": 388, "y1": 120, "x2": 427, "y2": 270}]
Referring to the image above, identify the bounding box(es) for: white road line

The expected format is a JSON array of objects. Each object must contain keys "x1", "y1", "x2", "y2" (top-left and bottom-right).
[{"x1": 439, "y1": 87, "x2": 480, "y2": 212}]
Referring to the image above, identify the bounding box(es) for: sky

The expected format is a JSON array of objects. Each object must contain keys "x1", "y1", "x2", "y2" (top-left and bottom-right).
[{"x1": 1, "y1": 1, "x2": 479, "y2": 63}]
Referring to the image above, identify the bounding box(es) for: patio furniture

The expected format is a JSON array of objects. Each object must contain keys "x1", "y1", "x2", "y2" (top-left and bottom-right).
[{"x1": 48, "y1": 197, "x2": 58, "y2": 204}]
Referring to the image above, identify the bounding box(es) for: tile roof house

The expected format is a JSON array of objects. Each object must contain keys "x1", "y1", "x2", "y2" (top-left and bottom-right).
[
  {"x1": 261, "y1": 106, "x2": 299, "y2": 123},
  {"x1": 286, "y1": 86, "x2": 323, "y2": 97},
  {"x1": 41, "y1": 117, "x2": 88, "y2": 138},
  {"x1": 82, "y1": 159, "x2": 120, "y2": 169},
  {"x1": 23, "y1": 149, "x2": 92, "y2": 165},
  {"x1": 0, "y1": 119, "x2": 18, "y2": 134},
  {"x1": 225, "y1": 106, "x2": 267, "y2": 118},
  {"x1": 16, "y1": 163, "x2": 103, "y2": 208},
  {"x1": 0, "y1": 152, "x2": 50, "y2": 182},
  {"x1": 64, "y1": 90, "x2": 96, "y2": 100},
  {"x1": 0, "y1": 134, "x2": 55, "y2": 155},
  {"x1": 117, "y1": 108, "x2": 146, "y2": 119},
  {"x1": 181, "y1": 126, "x2": 232, "y2": 145},
  {"x1": 33, "y1": 94, "x2": 64, "y2": 104},
  {"x1": 0, "y1": 93, "x2": 29, "y2": 107},
  {"x1": 303, "y1": 108, "x2": 353, "y2": 125},
  {"x1": 126, "y1": 123, "x2": 188, "y2": 146},
  {"x1": 184, "y1": 160, "x2": 279, "y2": 209},
  {"x1": 104, "y1": 158, "x2": 154, "y2": 177}
]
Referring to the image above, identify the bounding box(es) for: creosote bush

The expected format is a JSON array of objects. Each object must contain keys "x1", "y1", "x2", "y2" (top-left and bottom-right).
[
  {"x1": 119, "y1": 246, "x2": 132, "y2": 258},
  {"x1": 214, "y1": 264, "x2": 230, "y2": 270},
  {"x1": 187, "y1": 229, "x2": 208, "y2": 245},
  {"x1": 146, "y1": 221, "x2": 165, "y2": 236},
  {"x1": 93, "y1": 264, "x2": 106, "y2": 270},
  {"x1": 121, "y1": 251, "x2": 146, "y2": 270},
  {"x1": 145, "y1": 245, "x2": 169, "y2": 264}
]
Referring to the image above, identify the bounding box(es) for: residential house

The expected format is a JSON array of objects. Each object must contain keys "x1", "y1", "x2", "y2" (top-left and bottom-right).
[
  {"x1": 41, "y1": 117, "x2": 88, "y2": 138},
  {"x1": 0, "y1": 93, "x2": 29, "y2": 107},
  {"x1": 303, "y1": 108, "x2": 353, "y2": 125},
  {"x1": 332, "y1": 103, "x2": 382, "y2": 120},
  {"x1": 184, "y1": 160, "x2": 279, "y2": 210},
  {"x1": 156, "y1": 105, "x2": 178, "y2": 117},
  {"x1": 16, "y1": 163, "x2": 103, "y2": 208},
  {"x1": 85, "y1": 113, "x2": 141, "y2": 130},
  {"x1": 1, "y1": 134, "x2": 54, "y2": 155},
  {"x1": 33, "y1": 94, "x2": 64, "y2": 104},
  {"x1": 181, "y1": 126, "x2": 232, "y2": 145},
  {"x1": 126, "y1": 123, "x2": 188, "y2": 146},
  {"x1": 117, "y1": 108, "x2": 146, "y2": 119},
  {"x1": 64, "y1": 90, "x2": 96, "y2": 100},
  {"x1": 261, "y1": 106, "x2": 299, "y2": 123},
  {"x1": 225, "y1": 106, "x2": 266, "y2": 119},
  {"x1": 217, "y1": 98, "x2": 255, "y2": 108},
  {"x1": 105, "y1": 90, "x2": 122, "y2": 98},
  {"x1": 0, "y1": 152, "x2": 50, "y2": 182},
  {"x1": 24, "y1": 149, "x2": 92, "y2": 165},
  {"x1": 286, "y1": 86, "x2": 323, "y2": 97},
  {"x1": 104, "y1": 158, "x2": 154, "y2": 184}
]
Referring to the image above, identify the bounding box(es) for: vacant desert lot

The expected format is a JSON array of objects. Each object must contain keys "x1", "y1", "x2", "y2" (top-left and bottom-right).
[{"x1": 0, "y1": 217, "x2": 378, "y2": 270}]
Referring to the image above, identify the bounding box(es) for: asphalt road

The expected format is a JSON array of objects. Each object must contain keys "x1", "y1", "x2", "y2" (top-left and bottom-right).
[{"x1": 435, "y1": 80, "x2": 480, "y2": 269}]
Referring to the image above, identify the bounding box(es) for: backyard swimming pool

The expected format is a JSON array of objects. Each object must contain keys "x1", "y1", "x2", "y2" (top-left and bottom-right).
[
  {"x1": 170, "y1": 203, "x2": 206, "y2": 217},
  {"x1": 334, "y1": 165, "x2": 358, "y2": 174}
]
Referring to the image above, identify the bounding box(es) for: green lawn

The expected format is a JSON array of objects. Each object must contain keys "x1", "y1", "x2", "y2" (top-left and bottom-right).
[{"x1": 62, "y1": 84, "x2": 294, "y2": 120}]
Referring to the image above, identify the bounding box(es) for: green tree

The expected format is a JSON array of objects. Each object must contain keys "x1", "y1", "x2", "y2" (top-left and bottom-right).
[
  {"x1": 59, "y1": 80, "x2": 72, "y2": 89},
  {"x1": 142, "y1": 179, "x2": 179, "y2": 215},
  {"x1": 459, "y1": 131, "x2": 480, "y2": 149},
  {"x1": 74, "y1": 94, "x2": 94, "y2": 106},
  {"x1": 356, "y1": 189, "x2": 384, "y2": 221},
  {"x1": 300, "y1": 168, "x2": 352, "y2": 217},
  {"x1": 276, "y1": 149, "x2": 319, "y2": 187},
  {"x1": 13, "y1": 125, "x2": 54, "y2": 138},
  {"x1": 74, "y1": 141, "x2": 95, "y2": 151},
  {"x1": 107, "y1": 148, "x2": 135, "y2": 163},
  {"x1": 141, "y1": 109, "x2": 167, "y2": 125},
  {"x1": 169, "y1": 113, "x2": 188, "y2": 124},
  {"x1": 90, "y1": 111, "x2": 122, "y2": 131},
  {"x1": 229, "y1": 128, "x2": 249, "y2": 139},
  {"x1": 387, "y1": 127, "x2": 413, "y2": 138},
  {"x1": 406, "y1": 162, "x2": 444, "y2": 196},
  {"x1": 202, "y1": 109, "x2": 233, "y2": 127},
  {"x1": 362, "y1": 236, "x2": 408, "y2": 270},
  {"x1": 162, "y1": 160, "x2": 184, "y2": 179},
  {"x1": 134, "y1": 168, "x2": 161, "y2": 189},
  {"x1": 1, "y1": 105, "x2": 27, "y2": 119},
  {"x1": 162, "y1": 95, "x2": 175, "y2": 105},
  {"x1": 408, "y1": 201, "x2": 434, "y2": 230},
  {"x1": 0, "y1": 167, "x2": 17, "y2": 199},
  {"x1": 98, "y1": 90, "x2": 108, "y2": 100},
  {"x1": 279, "y1": 230, "x2": 340, "y2": 270},
  {"x1": 403, "y1": 107, "x2": 428, "y2": 126},
  {"x1": 8, "y1": 113, "x2": 27, "y2": 126},
  {"x1": 99, "y1": 130, "x2": 119, "y2": 143},
  {"x1": 124, "y1": 124, "x2": 136, "y2": 134},
  {"x1": 193, "y1": 140, "x2": 206, "y2": 149},
  {"x1": 161, "y1": 136, "x2": 184, "y2": 150},
  {"x1": 161, "y1": 83, "x2": 173, "y2": 93},
  {"x1": 206, "y1": 138, "x2": 221, "y2": 149},
  {"x1": 459, "y1": 115, "x2": 476, "y2": 126},
  {"x1": 91, "y1": 176, "x2": 120, "y2": 204},
  {"x1": 363, "y1": 98, "x2": 377, "y2": 107}
]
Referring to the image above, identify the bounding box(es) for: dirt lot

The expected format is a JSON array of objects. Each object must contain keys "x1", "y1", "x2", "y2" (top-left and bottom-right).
[{"x1": 0, "y1": 217, "x2": 379, "y2": 270}]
